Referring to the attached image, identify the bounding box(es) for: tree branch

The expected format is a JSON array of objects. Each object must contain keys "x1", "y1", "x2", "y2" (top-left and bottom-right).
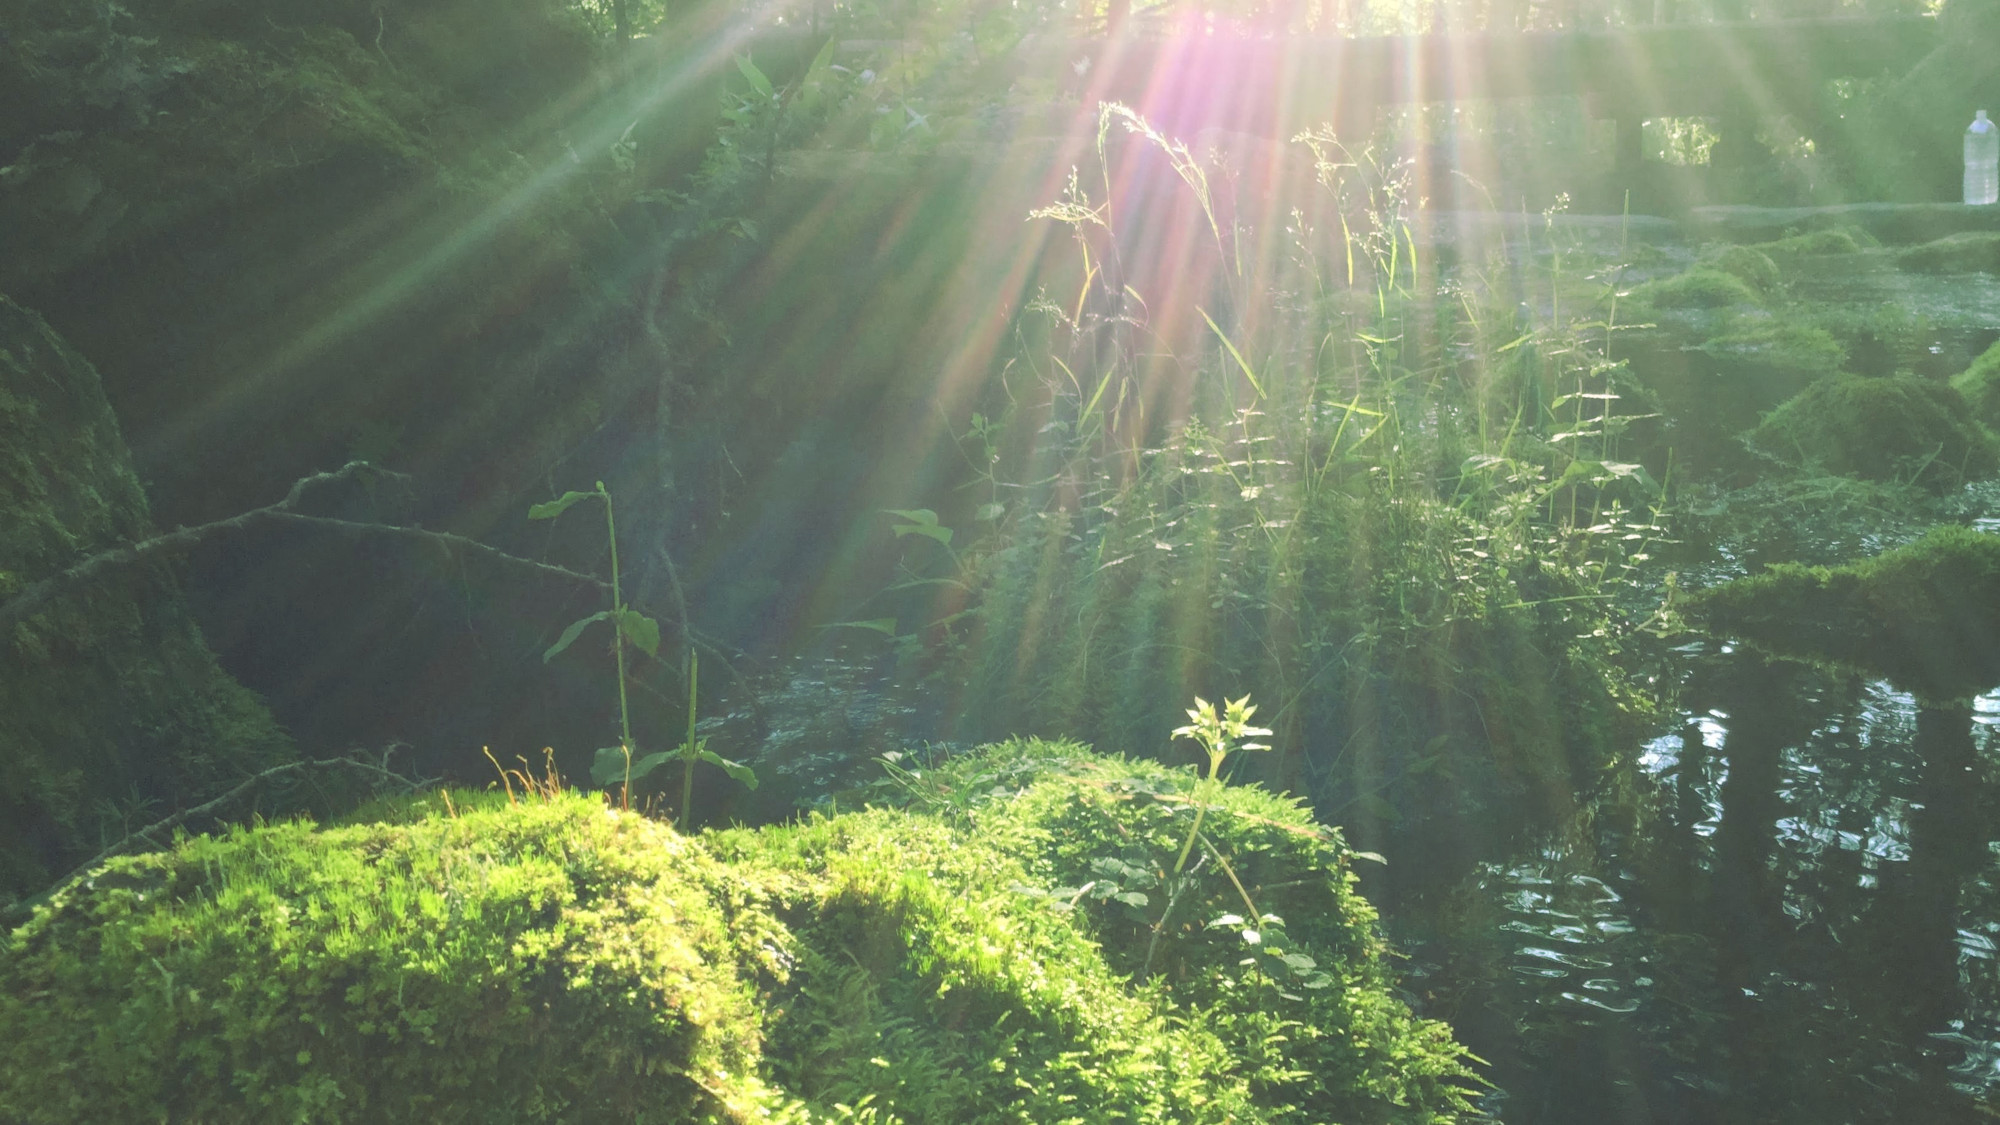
[{"x1": 0, "y1": 461, "x2": 607, "y2": 639}]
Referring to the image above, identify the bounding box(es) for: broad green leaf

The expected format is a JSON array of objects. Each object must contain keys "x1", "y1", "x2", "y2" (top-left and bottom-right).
[
  {"x1": 528, "y1": 490, "x2": 597, "y2": 521},
  {"x1": 886, "y1": 508, "x2": 953, "y2": 546},
  {"x1": 544, "y1": 610, "x2": 610, "y2": 663},
  {"x1": 590, "y1": 746, "x2": 630, "y2": 786},
  {"x1": 735, "y1": 54, "x2": 774, "y2": 100},
  {"x1": 613, "y1": 607, "x2": 661, "y2": 657},
  {"x1": 1113, "y1": 891, "x2": 1149, "y2": 908},
  {"x1": 631, "y1": 751, "x2": 674, "y2": 780},
  {"x1": 698, "y1": 748, "x2": 759, "y2": 788}
]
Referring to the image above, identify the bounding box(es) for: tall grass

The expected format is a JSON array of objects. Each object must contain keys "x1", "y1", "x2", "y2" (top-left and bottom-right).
[{"x1": 894, "y1": 104, "x2": 1674, "y2": 905}]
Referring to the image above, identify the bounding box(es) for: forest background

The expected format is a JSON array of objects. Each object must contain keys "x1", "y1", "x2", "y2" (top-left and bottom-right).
[{"x1": 5, "y1": 0, "x2": 2000, "y2": 1119}]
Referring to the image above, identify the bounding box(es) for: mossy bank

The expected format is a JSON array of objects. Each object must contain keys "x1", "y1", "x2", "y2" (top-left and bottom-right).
[{"x1": 0, "y1": 739, "x2": 1479, "y2": 1124}]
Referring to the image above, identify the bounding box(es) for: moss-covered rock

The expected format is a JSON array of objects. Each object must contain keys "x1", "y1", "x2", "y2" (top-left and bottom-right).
[
  {"x1": 1746, "y1": 374, "x2": 1999, "y2": 492},
  {"x1": 1624, "y1": 265, "x2": 1761, "y2": 313},
  {"x1": 0, "y1": 295, "x2": 292, "y2": 908},
  {"x1": 1951, "y1": 339, "x2": 2000, "y2": 430},
  {"x1": 1747, "y1": 227, "x2": 1875, "y2": 262},
  {"x1": 1895, "y1": 232, "x2": 2000, "y2": 274},
  {"x1": 0, "y1": 742, "x2": 1481, "y2": 1124},
  {"x1": 1698, "y1": 244, "x2": 1781, "y2": 294},
  {"x1": 1684, "y1": 524, "x2": 2000, "y2": 703},
  {"x1": 1694, "y1": 319, "x2": 1846, "y2": 389}
]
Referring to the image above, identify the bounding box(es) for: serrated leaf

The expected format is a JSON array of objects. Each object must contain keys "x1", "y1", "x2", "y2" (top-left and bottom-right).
[
  {"x1": 544, "y1": 611, "x2": 611, "y2": 663},
  {"x1": 528, "y1": 490, "x2": 597, "y2": 521},
  {"x1": 697, "y1": 748, "x2": 759, "y2": 789},
  {"x1": 613, "y1": 607, "x2": 661, "y2": 656}
]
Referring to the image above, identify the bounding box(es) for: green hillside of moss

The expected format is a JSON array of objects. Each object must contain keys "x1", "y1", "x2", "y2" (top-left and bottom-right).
[{"x1": 0, "y1": 739, "x2": 1479, "y2": 1124}]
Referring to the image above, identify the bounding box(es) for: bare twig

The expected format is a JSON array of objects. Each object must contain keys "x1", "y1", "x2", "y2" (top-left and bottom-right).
[
  {"x1": 0, "y1": 461, "x2": 607, "y2": 639},
  {"x1": 4, "y1": 751, "x2": 431, "y2": 926}
]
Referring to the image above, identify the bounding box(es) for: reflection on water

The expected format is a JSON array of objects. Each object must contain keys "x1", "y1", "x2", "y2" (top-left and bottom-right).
[{"x1": 1435, "y1": 667, "x2": 2000, "y2": 1123}]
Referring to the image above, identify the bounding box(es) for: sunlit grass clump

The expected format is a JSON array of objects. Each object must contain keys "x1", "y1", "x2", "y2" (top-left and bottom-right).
[{"x1": 0, "y1": 741, "x2": 1479, "y2": 1124}]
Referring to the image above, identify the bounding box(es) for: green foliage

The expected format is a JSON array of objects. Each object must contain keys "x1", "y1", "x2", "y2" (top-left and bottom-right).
[
  {"x1": 1951, "y1": 338, "x2": 2000, "y2": 430},
  {"x1": 2, "y1": 742, "x2": 1479, "y2": 1123},
  {"x1": 1684, "y1": 524, "x2": 2000, "y2": 702},
  {"x1": 1747, "y1": 374, "x2": 1999, "y2": 492},
  {"x1": 0, "y1": 296, "x2": 293, "y2": 909},
  {"x1": 533, "y1": 486, "x2": 754, "y2": 815},
  {"x1": 872, "y1": 115, "x2": 1663, "y2": 902}
]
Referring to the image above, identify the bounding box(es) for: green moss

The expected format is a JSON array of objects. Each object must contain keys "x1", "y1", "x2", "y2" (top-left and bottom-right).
[
  {"x1": 1624, "y1": 266, "x2": 1762, "y2": 311},
  {"x1": 1685, "y1": 524, "x2": 2000, "y2": 702},
  {"x1": 846, "y1": 739, "x2": 1485, "y2": 1122},
  {"x1": 1698, "y1": 244, "x2": 1781, "y2": 293},
  {"x1": 1, "y1": 743, "x2": 1480, "y2": 1124},
  {"x1": 1747, "y1": 228, "x2": 1875, "y2": 261},
  {"x1": 1695, "y1": 319, "x2": 1846, "y2": 386},
  {"x1": 1895, "y1": 231, "x2": 2000, "y2": 274},
  {"x1": 1951, "y1": 339, "x2": 2000, "y2": 430},
  {"x1": 0, "y1": 296, "x2": 293, "y2": 908},
  {"x1": 1747, "y1": 374, "x2": 1999, "y2": 492}
]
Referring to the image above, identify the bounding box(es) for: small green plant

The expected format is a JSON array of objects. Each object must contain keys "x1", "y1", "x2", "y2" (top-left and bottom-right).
[
  {"x1": 1140, "y1": 695, "x2": 1274, "y2": 976},
  {"x1": 1168, "y1": 694, "x2": 1273, "y2": 873},
  {"x1": 529, "y1": 483, "x2": 754, "y2": 819}
]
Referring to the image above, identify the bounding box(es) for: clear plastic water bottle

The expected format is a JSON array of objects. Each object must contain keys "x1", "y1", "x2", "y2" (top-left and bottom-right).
[{"x1": 1968, "y1": 110, "x2": 1999, "y2": 206}]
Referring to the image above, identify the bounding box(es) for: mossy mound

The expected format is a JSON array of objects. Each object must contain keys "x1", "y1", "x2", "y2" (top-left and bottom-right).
[
  {"x1": 1685, "y1": 525, "x2": 2000, "y2": 703},
  {"x1": 1694, "y1": 319, "x2": 1846, "y2": 388},
  {"x1": 1624, "y1": 265, "x2": 1762, "y2": 312},
  {"x1": 1747, "y1": 227, "x2": 1875, "y2": 262},
  {"x1": 1951, "y1": 339, "x2": 2000, "y2": 430},
  {"x1": 0, "y1": 741, "x2": 1480, "y2": 1124},
  {"x1": 1698, "y1": 244, "x2": 1781, "y2": 293},
  {"x1": 1895, "y1": 231, "x2": 2000, "y2": 274},
  {"x1": 1746, "y1": 374, "x2": 1999, "y2": 492},
  {"x1": 0, "y1": 295, "x2": 292, "y2": 907}
]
